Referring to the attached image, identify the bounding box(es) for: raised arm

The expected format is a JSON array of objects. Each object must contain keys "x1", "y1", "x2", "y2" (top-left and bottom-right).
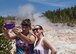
[
  {"x1": 2, "y1": 27, "x2": 16, "y2": 40},
  {"x1": 17, "y1": 33, "x2": 35, "y2": 44},
  {"x1": 43, "y1": 37, "x2": 57, "y2": 54},
  {"x1": 12, "y1": 28, "x2": 35, "y2": 44}
]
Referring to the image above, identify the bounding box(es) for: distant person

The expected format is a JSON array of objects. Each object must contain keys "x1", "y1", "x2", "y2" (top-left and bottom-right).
[
  {"x1": 32, "y1": 25, "x2": 57, "y2": 54},
  {"x1": 2, "y1": 19, "x2": 35, "y2": 54}
]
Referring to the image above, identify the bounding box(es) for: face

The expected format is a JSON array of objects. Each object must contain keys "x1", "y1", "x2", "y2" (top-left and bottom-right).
[
  {"x1": 32, "y1": 26, "x2": 43, "y2": 37},
  {"x1": 22, "y1": 25, "x2": 30, "y2": 34}
]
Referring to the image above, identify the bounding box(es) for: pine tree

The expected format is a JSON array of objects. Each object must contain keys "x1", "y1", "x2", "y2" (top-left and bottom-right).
[{"x1": 0, "y1": 16, "x2": 12, "y2": 54}]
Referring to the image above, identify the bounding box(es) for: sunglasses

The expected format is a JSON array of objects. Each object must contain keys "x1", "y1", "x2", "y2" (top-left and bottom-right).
[{"x1": 32, "y1": 28, "x2": 40, "y2": 31}]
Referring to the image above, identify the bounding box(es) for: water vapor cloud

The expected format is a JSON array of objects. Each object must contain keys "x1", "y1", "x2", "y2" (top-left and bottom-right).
[{"x1": 18, "y1": 4, "x2": 35, "y2": 18}]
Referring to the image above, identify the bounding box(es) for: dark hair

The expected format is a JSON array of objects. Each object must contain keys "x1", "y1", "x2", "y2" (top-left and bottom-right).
[{"x1": 21, "y1": 19, "x2": 31, "y2": 29}]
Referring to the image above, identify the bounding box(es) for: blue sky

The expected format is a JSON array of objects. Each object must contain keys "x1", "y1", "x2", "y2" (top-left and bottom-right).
[{"x1": 0, "y1": 0, "x2": 76, "y2": 16}]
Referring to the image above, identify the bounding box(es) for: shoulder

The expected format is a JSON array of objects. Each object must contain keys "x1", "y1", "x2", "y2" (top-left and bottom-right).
[
  {"x1": 43, "y1": 37, "x2": 47, "y2": 42},
  {"x1": 43, "y1": 37, "x2": 50, "y2": 45},
  {"x1": 29, "y1": 34, "x2": 36, "y2": 41},
  {"x1": 28, "y1": 33, "x2": 36, "y2": 44},
  {"x1": 28, "y1": 32, "x2": 36, "y2": 39}
]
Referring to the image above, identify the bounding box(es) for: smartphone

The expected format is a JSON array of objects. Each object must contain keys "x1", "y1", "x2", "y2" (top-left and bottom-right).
[{"x1": 4, "y1": 23, "x2": 15, "y2": 29}]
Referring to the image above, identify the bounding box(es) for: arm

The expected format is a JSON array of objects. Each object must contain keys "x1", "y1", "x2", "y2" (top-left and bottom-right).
[
  {"x1": 12, "y1": 28, "x2": 35, "y2": 44},
  {"x1": 2, "y1": 27, "x2": 16, "y2": 40},
  {"x1": 18, "y1": 33, "x2": 35, "y2": 44},
  {"x1": 43, "y1": 38, "x2": 57, "y2": 54}
]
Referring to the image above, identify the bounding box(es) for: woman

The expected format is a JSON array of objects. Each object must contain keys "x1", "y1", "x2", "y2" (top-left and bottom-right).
[
  {"x1": 2, "y1": 19, "x2": 35, "y2": 54},
  {"x1": 32, "y1": 25, "x2": 57, "y2": 54}
]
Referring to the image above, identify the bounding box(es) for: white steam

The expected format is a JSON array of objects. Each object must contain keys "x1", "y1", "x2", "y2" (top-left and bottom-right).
[
  {"x1": 18, "y1": 4, "x2": 35, "y2": 19},
  {"x1": 15, "y1": 4, "x2": 35, "y2": 25},
  {"x1": 32, "y1": 13, "x2": 53, "y2": 30},
  {"x1": 17, "y1": 3, "x2": 52, "y2": 30},
  {"x1": 15, "y1": 3, "x2": 72, "y2": 31}
]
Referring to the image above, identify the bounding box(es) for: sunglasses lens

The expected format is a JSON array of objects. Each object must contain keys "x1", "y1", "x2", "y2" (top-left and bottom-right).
[{"x1": 33, "y1": 28, "x2": 40, "y2": 31}]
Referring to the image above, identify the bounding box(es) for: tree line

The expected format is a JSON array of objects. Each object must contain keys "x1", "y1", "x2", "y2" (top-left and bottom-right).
[{"x1": 43, "y1": 5, "x2": 76, "y2": 27}]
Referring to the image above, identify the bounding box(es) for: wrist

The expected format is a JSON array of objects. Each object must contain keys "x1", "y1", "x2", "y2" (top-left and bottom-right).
[{"x1": 17, "y1": 32, "x2": 21, "y2": 35}]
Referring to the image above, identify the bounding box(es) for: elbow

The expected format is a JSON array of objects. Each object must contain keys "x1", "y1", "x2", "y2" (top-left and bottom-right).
[
  {"x1": 51, "y1": 48, "x2": 57, "y2": 54},
  {"x1": 54, "y1": 49, "x2": 57, "y2": 54}
]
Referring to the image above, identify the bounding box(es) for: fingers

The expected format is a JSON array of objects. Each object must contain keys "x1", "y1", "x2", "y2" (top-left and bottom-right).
[
  {"x1": 12, "y1": 27, "x2": 19, "y2": 34},
  {"x1": 12, "y1": 28, "x2": 17, "y2": 33}
]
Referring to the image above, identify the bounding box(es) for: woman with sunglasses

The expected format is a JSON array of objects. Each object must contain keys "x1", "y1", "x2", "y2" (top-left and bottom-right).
[
  {"x1": 2, "y1": 19, "x2": 35, "y2": 54},
  {"x1": 32, "y1": 25, "x2": 57, "y2": 54}
]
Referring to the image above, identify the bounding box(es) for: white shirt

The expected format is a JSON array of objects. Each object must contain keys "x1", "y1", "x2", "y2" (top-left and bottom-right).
[{"x1": 34, "y1": 37, "x2": 49, "y2": 54}]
